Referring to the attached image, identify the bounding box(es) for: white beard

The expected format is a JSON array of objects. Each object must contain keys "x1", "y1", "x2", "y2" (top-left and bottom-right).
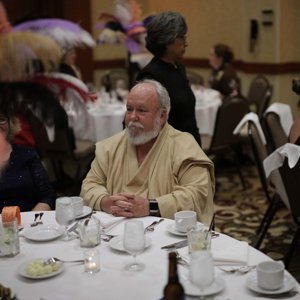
[{"x1": 126, "y1": 114, "x2": 161, "y2": 146}]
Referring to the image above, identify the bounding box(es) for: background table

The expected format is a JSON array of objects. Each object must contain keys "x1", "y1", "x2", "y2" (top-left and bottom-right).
[{"x1": 1, "y1": 211, "x2": 299, "y2": 300}]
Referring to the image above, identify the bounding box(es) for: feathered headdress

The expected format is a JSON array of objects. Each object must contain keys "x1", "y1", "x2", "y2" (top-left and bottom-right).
[
  {"x1": 14, "y1": 18, "x2": 96, "y2": 49},
  {"x1": 96, "y1": 0, "x2": 152, "y2": 54}
]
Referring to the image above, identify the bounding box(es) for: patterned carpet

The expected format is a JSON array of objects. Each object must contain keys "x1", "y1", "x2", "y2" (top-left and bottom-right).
[{"x1": 214, "y1": 162, "x2": 300, "y2": 283}]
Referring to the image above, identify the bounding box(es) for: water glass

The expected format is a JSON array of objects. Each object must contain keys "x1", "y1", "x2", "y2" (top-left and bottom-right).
[
  {"x1": 187, "y1": 226, "x2": 211, "y2": 253},
  {"x1": 0, "y1": 219, "x2": 20, "y2": 257},
  {"x1": 79, "y1": 216, "x2": 101, "y2": 248}
]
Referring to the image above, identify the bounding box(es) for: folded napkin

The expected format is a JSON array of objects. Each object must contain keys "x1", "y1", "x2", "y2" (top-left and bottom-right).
[
  {"x1": 178, "y1": 239, "x2": 249, "y2": 266},
  {"x1": 233, "y1": 112, "x2": 267, "y2": 144},
  {"x1": 264, "y1": 103, "x2": 293, "y2": 136},
  {"x1": 263, "y1": 143, "x2": 300, "y2": 178},
  {"x1": 97, "y1": 214, "x2": 125, "y2": 233}
]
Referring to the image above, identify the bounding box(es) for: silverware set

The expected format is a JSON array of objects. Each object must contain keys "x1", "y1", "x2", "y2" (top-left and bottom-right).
[{"x1": 30, "y1": 213, "x2": 44, "y2": 227}]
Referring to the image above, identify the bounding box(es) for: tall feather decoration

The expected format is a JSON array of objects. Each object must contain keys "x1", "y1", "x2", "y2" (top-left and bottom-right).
[
  {"x1": 0, "y1": 1, "x2": 12, "y2": 35},
  {"x1": 0, "y1": 31, "x2": 61, "y2": 81}
]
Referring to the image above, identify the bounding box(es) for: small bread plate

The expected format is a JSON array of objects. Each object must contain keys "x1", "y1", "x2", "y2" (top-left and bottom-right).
[
  {"x1": 18, "y1": 258, "x2": 64, "y2": 279},
  {"x1": 23, "y1": 225, "x2": 64, "y2": 242},
  {"x1": 246, "y1": 273, "x2": 296, "y2": 295},
  {"x1": 75, "y1": 206, "x2": 92, "y2": 219},
  {"x1": 109, "y1": 236, "x2": 151, "y2": 252},
  {"x1": 166, "y1": 223, "x2": 204, "y2": 237},
  {"x1": 183, "y1": 276, "x2": 225, "y2": 297}
]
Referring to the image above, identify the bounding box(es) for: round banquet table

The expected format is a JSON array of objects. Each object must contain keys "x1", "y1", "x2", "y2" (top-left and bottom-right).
[{"x1": 0, "y1": 211, "x2": 299, "y2": 300}]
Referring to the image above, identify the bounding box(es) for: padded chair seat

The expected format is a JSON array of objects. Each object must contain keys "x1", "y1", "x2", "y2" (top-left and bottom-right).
[{"x1": 74, "y1": 140, "x2": 95, "y2": 159}]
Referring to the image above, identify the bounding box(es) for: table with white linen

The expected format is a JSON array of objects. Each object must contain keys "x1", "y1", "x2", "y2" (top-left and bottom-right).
[
  {"x1": 86, "y1": 99, "x2": 126, "y2": 143},
  {"x1": 193, "y1": 87, "x2": 222, "y2": 136},
  {"x1": 1, "y1": 211, "x2": 299, "y2": 300}
]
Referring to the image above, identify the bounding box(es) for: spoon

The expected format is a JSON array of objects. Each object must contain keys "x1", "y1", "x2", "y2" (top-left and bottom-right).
[{"x1": 44, "y1": 257, "x2": 85, "y2": 265}]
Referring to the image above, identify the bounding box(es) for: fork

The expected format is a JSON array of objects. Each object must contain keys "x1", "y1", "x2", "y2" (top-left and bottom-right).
[
  {"x1": 174, "y1": 249, "x2": 189, "y2": 266},
  {"x1": 144, "y1": 219, "x2": 164, "y2": 233},
  {"x1": 30, "y1": 213, "x2": 40, "y2": 227},
  {"x1": 37, "y1": 212, "x2": 44, "y2": 225}
]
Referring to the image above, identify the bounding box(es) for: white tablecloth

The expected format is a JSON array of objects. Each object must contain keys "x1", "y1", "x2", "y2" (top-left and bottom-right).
[
  {"x1": 87, "y1": 103, "x2": 126, "y2": 143},
  {"x1": 193, "y1": 87, "x2": 222, "y2": 136},
  {"x1": 1, "y1": 211, "x2": 299, "y2": 300}
]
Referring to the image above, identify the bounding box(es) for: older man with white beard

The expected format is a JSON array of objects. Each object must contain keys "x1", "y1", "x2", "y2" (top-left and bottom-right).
[{"x1": 80, "y1": 79, "x2": 215, "y2": 224}]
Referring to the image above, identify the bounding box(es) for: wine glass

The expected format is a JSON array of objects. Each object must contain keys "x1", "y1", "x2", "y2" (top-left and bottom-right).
[
  {"x1": 123, "y1": 220, "x2": 145, "y2": 272},
  {"x1": 55, "y1": 197, "x2": 75, "y2": 241},
  {"x1": 189, "y1": 250, "x2": 214, "y2": 299}
]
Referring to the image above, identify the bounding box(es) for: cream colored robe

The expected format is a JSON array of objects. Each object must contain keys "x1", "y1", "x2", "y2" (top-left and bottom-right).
[{"x1": 81, "y1": 123, "x2": 215, "y2": 224}]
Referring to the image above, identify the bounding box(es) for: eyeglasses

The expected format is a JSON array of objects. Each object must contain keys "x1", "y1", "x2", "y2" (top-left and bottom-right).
[{"x1": 0, "y1": 116, "x2": 8, "y2": 124}]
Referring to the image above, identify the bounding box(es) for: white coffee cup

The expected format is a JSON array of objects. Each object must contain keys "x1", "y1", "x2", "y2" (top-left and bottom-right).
[
  {"x1": 70, "y1": 196, "x2": 84, "y2": 216},
  {"x1": 175, "y1": 210, "x2": 197, "y2": 233},
  {"x1": 256, "y1": 261, "x2": 285, "y2": 290}
]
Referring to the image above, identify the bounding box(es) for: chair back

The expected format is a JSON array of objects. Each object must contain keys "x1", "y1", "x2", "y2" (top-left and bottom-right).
[
  {"x1": 248, "y1": 121, "x2": 271, "y2": 200},
  {"x1": 29, "y1": 112, "x2": 76, "y2": 160},
  {"x1": 248, "y1": 75, "x2": 272, "y2": 118},
  {"x1": 279, "y1": 158, "x2": 300, "y2": 223},
  {"x1": 263, "y1": 111, "x2": 288, "y2": 151},
  {"x1": 208, "y1": 95, "x2": 249, "y2": 152}
]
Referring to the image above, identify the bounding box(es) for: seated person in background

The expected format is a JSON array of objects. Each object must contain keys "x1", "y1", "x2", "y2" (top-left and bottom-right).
[
  {"x1": 80, "y1": 79, "x2": 215, "y2": 224},
  {"x1": 58, "y1": 47, "x2": 82, "y2": 80},
  {"x1": 0, "y1": 114, "x2": 56, "y2": 212},
  {"x1": 289, "y1": 77, "x2": 300, "y2": 145},
  {"x1": 208, "y1": 43, "x2": 240, "y2": 99}
]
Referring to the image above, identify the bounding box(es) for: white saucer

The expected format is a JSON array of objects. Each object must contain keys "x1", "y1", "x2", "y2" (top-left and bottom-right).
[
  {"x1": 183, "y1": 276, "x2": 225, "y2": 297},
  {"x1": 23, "y1": 225, "x2": 64, "y2": 242},
  {"x1": 109, "y1": 236, "x2": 151, "y2": 252},
  {"x1": 18, "y1": 259, "x2": 64, "y2": 279},
  {"x1": 166, "y1": 223, "x2": 204, "y2": 237},
  {"x1": 246, "y1": 273, "x2": 295, "y2": 295},
  {"x1": 76, "y1": 206, "x2": 92, "y2": 219}
]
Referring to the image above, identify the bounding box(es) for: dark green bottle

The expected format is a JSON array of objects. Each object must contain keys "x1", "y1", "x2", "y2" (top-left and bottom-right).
[{"x1": 163, "y1": 252, "x2": 185, "y2": 300}]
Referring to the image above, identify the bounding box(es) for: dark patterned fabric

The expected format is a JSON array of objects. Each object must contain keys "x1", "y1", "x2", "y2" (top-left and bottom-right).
[{"x1": 0, "y1": 144, "x2": 56, "y2": 212}]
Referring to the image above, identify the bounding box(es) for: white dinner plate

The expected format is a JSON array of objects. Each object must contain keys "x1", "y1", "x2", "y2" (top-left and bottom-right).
[
  {"x1": 18, "y1": 259, "x2": 64, "y2": 279},
  {"x1": 246, "y1": 273, "x2": 296, "y2": 295},
  {"x1": 23, "y1": 225, "x2": 64, "y2": 242},
  {"x1": 183, "y1": 276, "x2": 225, "y2": 297},
  {"x1": 166, "y1": 223, "x2": 204, "y2": 237},
  {"x1": 109, "y1": 236, "x2": 151, "y2": 252},
  {"x1": 75, "y1": 206, "x2": 92, "y2": 220}
]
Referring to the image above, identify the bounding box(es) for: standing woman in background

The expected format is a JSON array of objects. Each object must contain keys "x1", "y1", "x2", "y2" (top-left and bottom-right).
[
  {"x1": 208, "y1": 43, "x2": 240, "y2": 99},
  {"x1": 136, "y1": 12, "x2": 201, "y2": 146}
]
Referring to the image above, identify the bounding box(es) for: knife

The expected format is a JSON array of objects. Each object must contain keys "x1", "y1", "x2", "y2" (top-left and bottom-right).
[{"x1": 161, "y1": 239, "x2": 188, "y2": 250}]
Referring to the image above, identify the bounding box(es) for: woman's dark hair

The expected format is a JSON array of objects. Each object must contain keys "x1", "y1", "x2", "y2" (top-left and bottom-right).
[
  {"x1": 145, "y1": 12, "x2": 187, "y2": 57},
  {"x1": 214, "y1": 44, "x2": 234, "y2": 63}
]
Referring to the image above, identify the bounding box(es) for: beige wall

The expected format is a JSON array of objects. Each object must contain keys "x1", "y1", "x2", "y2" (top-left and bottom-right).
[{"x1": 91, "y1": 0, "x2": 300, "y2": 116}]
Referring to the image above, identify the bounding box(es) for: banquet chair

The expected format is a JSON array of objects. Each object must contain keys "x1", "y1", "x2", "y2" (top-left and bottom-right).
[
  {"x1": 247, "y1": 121, "x2": 286, "y2": 249},
  {"x1": 247, "y1": 75, "x2": 272, "y2": 119},
  {"x1": 202, "y1": 95, "x2": 249, "y2": 190},
  {"x1": 278, "y1": 158, "x2": 300, "y2": 268},
  {"x1": 262, "y1": 111, "x2": 288, "y2": 152},
  {"x1": 29, "y1": 112, "x2": 95, "y2": 194}
]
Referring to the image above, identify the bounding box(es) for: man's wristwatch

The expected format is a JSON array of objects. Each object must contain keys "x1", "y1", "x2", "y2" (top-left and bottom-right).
[{"x1": 149, "y1": 199, "x2": 160, "y2": 216}]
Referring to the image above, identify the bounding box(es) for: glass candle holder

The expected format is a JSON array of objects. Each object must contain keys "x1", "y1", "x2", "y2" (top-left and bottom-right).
[{"x1": 84, "y1": 249, "x2": 100, "y2": 275}]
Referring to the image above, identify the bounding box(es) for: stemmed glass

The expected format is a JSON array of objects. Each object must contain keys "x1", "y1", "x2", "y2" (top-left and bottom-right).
[
  {"x1": 55, "y1": 197, "x2": 75, "y2": 241},
  {"x1": 189, "y1": 250, "x2": 214, "y2": 299},
  {"x1": 123, "y1": 220, "x2": 145, "y2": 272}
]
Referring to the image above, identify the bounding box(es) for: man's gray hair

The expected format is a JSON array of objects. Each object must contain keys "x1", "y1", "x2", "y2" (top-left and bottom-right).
[
  {"x1": 134, "y1": 79, "x2": 171, "y2": 115},
  {"x1": 145, "y1": 11, "x2": 187, "y2": 57}
]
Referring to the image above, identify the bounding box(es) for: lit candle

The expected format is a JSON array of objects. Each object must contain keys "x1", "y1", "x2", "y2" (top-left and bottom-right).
[{"x1": 84, "y1": 249, "x2": 100, "y2": 274}]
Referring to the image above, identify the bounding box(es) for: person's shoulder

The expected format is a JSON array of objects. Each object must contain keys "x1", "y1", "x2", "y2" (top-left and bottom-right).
[
  {"x1": 167, "y1": 126, "x2": 199, "y2": 148},
  {"x1": 13, "y1": 144, "x2": 38, "y2": 157},
  {"x1": 95, "y1": 131, "x2": 126, "y2": 151}
]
